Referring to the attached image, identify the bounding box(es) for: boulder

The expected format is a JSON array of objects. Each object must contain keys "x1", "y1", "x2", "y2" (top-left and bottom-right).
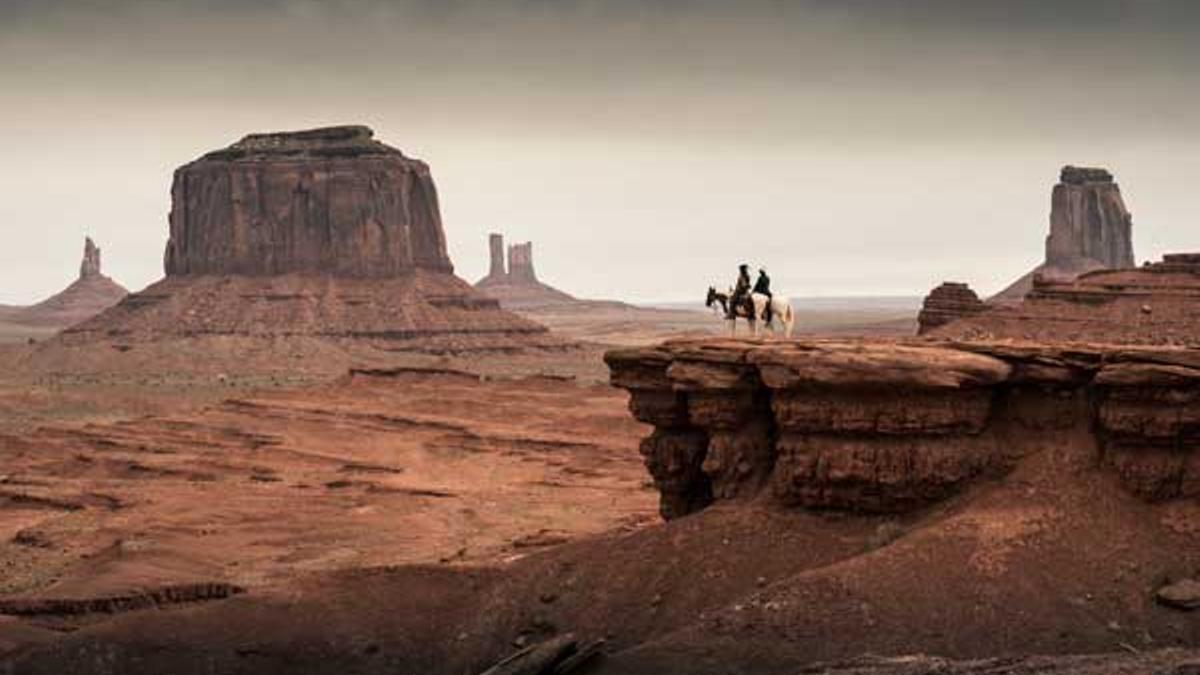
[{"x1": 1156, "y1": 579, "x2": 1200, "y2": 611}]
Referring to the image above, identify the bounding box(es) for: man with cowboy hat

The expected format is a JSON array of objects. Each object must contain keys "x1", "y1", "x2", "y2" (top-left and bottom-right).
[
  {"x1": 729, "y1": 263, "x2": 753, "y2": 320},
  {"x1": 754, "y1": 267, "x2": 773, "y2": 324}
]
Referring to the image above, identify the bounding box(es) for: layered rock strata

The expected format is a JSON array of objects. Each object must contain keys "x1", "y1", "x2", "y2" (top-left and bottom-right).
[
  {"x1": 993, "y1": 165, "x2": 1135, "y2": 303},
  {"x1": 917, "y1": 282, "x2": 985, "y2": 334},
  {"x1": 164, "y1": 125, "x2": 452, "y2": 277},
  {"x1": 607, "y1": 337, "x2": 1200, "y2": 518},
  {"x1": 60, "y1": 127, "x2": 561, "y2": 352},
  {"x1": 932, "y1": 253, "x2": 1200, "y2": 345},
  {"x1": 1047, "y1": 166, "x2": 1135, "y2": 271}
]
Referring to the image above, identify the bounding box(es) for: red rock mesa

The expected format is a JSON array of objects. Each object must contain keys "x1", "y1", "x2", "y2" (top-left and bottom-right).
[{"x1": 62, "y1": 126, "x2": 559, "y2": 353}]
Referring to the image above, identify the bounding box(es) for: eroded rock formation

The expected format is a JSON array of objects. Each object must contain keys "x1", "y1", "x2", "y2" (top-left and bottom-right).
[
  {"x1": 481, "y1": 233, "x2": 507, "y2": 283},
  {"x1": 475, "y1": 233, "x2": 576, "y2": 308},
  {"x1": 607, "y1": 338, "x2": 1200, "y2": 518},
  {"x1": 79, "y1": 237, "x2": 102, "y2": 279},
  {"x1": 163, "y1": 125, "x2": 453, "y2": 277},
  {"x1": 993, "y1": 165, "x2": 1136, "y2": 303},
  {"x1": 1046, "y1": 166, "x2": 1134, "y2": 270},
  {"x1": 917, "y1": 282, "x2": 985, "y2": 334},
  {"x1": 3, "y1": 237, "x2": 127, "y2": 328},
  {"x1": 507, "y1": 242, "x2": 537, "y2": 284},
  {"x1": 61, "y1": 127, "x2": 563, "y2": 353},
  {"x1": 932, "y1": 252, "x2": 1200, "y2": 345}
]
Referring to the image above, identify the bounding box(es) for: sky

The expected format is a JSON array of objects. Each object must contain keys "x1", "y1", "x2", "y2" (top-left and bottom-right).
[{"x1": 1, "y1": 0, "x2": 1199, "y2": 304}]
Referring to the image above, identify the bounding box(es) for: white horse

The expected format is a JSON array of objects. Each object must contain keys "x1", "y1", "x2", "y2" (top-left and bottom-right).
[{"x1": 705, "y1": 286, "x2": 795, "y2": 338}]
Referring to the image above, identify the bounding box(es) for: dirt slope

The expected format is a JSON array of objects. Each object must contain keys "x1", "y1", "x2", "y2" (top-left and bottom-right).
[
  {"x1": 6, "y1": 414, "x2": 1199, "y2": 674},
  {"x1": 0, "y1": 368, "x2": 656, "y2": 660}
]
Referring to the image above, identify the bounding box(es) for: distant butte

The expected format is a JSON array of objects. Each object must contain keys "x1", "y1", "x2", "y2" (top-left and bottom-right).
[
  {"x1": 1, "y1": 237, "x2": 127, "y2": 329},
  {"x1": 992, "y1": 165, "x2": 1136, "y2": 303},
  {"x1": 61, "y1": 126, "x2": 563, "y2": 353},
  {"x1": 475, "y1": 232, "x2": 576, "y2": 308},
  {"x1": 164, "y1": 125, "x2": 453, "y2": 277},
  {"x1": 916, "y1": 164, "x2": 1175, "y2": 341}
]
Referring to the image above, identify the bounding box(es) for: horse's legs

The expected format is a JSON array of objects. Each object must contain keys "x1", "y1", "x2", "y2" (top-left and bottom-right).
[{"x1": 727, "y1": 319, "x2": 737, "y2": 337}]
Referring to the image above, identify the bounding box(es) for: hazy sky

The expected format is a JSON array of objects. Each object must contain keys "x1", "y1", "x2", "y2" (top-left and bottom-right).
[{"x1": 2, "y1": 0, "x2": 1199, "y2": 304}]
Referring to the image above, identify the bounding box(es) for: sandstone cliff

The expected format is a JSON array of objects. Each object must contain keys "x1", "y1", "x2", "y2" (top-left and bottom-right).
[
  {"x1": 607, "y1": 337, "x2": 1200, "y2": 518},
  {"x1": 993, "y1": 165, "x2": 1135, "y2": 302},
  {"x1": 164, "y1": 125, "x2": 453, "y2": 278},
  {"x1": 932, "y1": 252, "x2": 1200, "y2": 345},
  {"x1": 60, "y1": 126, "x2": 562, "y2": 353}
]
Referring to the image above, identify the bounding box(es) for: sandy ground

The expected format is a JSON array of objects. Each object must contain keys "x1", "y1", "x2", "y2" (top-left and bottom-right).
[
  {"x1": 4, "y1": 301, "x2": 1197, "y2": 674},
  {"x1": 0, "y1": 323, "x2": 56, "y2": 345},
  {"x1": 0, "y1": 365, "x2": 657, "y2": 654}
]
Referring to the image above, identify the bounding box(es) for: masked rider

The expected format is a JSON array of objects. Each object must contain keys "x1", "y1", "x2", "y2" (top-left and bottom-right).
[{"x1": 729, "y1": 264, "x2": 753, "y2": 321}]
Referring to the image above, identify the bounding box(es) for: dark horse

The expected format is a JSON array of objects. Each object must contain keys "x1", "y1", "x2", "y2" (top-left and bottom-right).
[
  {"x1": 705, "y1": 286, "x2": 733, "y2": 317},
  {"x1": 706, "y1": 286, "x2": 757, "y2": 319}
]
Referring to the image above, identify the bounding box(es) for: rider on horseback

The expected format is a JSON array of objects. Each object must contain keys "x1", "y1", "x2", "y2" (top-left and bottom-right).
[
  {"x1": 729, "y1": 264, "x2": 753, "y2": 320},
  {"x1": 754, "y1": 268, "x2": 773, "y2": 324}
]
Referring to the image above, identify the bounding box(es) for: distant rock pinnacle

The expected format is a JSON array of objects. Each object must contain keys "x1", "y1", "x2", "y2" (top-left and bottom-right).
[{"x1": 80, "y1": 236, "x2": 102, "y2": 279}]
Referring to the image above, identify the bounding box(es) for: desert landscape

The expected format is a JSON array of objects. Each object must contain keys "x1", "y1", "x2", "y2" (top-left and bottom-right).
[
  {"x1": 0, "y1": 125, "x2": 1198, "y2": 675},
  {"x1": 3, "y1": 2, "x2": 1200, "y2": 675}
]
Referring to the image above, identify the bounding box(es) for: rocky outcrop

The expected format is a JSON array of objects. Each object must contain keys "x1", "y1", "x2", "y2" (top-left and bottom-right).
[
  {"x1": 607, "y1": 337, "x2": 1200, "y2": 518},
  {"x1": 79, "y1": 237, "x2": 102, "y2": 279},
  {"x1": 481, "y1": 233, "x2": 507, "y2": 284},
  {"x1": 3, "y1": 237, "x2": 127, "y2": 328},
  {"x1": 60, "y1": 127, "x2": 564, "y2": 353},
  {"x1": 992, "y1": 165, "x2": 1135, "y2": 303},
  {"x1": 1046, "y1": 166, "x2": 1134, "y2": 271},
  {"x1": 163, "y1": 125, "x2": 453, "y2": 278},
  {"x1": 476, "y1": 233, "x2": 576, "y2": 308},
  {"x1": 932, "y1": 253, "x2": 1200, "y2": 345},
  {"x1": 507, "y1": 242, "x2": 537, "y2": 284},
  {"x1": 917, "y1": 282, "x2": 985, "y2": 334}
]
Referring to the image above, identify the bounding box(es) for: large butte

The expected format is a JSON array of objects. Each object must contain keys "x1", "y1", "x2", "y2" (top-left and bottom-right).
[{"x1": 62, "y1": 126, "x2": 563, "y2": 353}]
